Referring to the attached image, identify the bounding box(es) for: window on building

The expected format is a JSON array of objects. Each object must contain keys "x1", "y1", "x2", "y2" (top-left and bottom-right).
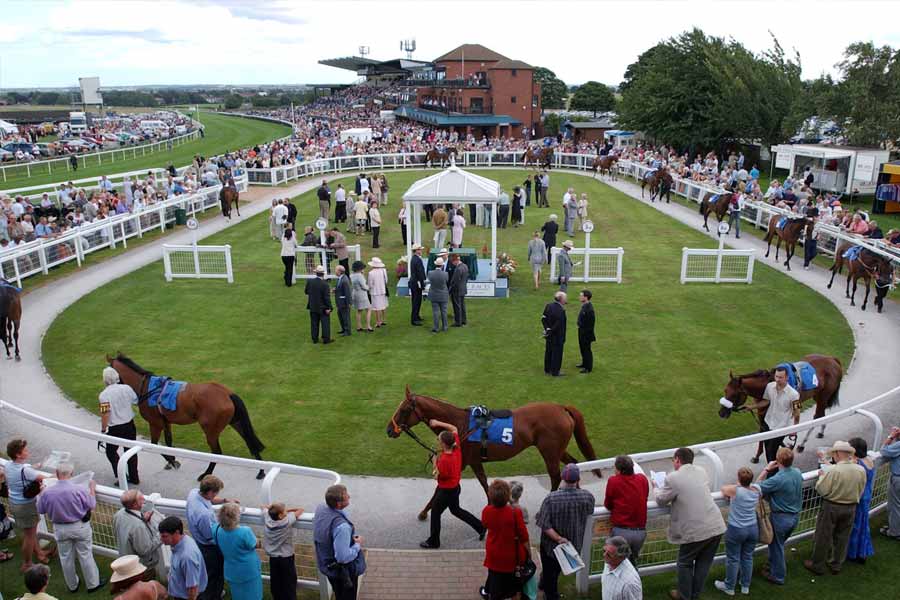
[
  {"x1": 469, "y1": 98, "x2": 484, "y2": 114},
  {"x1": 511, "y1": 96, "x2": 517, "y2": 104},
  {"x1": 511, "y1": 69, "x2": 518, "y2": 77},
  {"x1": 532, "y1": 95, "x2": 539, "y2": 108}
]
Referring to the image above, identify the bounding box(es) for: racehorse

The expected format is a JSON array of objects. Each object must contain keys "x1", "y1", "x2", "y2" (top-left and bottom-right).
[
  {"x1": 107, "y1": 353, "x2": 266, "y2": 480},
  {"x1": 592, "y1": 156, "x2": 618, "y2": 180},
  {"x1": 699, "y1": 191, "x2": 732, "y2": 232},
  {"x1": 220, "y1": 187, "x2": 240, "y2": 220},
  {"x1": 0, "y1": 281, "x2": 22, "y2": 360},
  {"x1": 641, "y1": 169, "x2": 672, "y2": 202},
  {"x1": 827, "y1": 247, "x2": 895, "y2": 312},
  {"x1": 387, "y1": 386, "x2": 601, "y2": 520},
  {"x1": 522, "y1": 147, "x2": 554, "y2": 170},
  {"x1": 763, "y1": 215, "x2": 810, "y2": 271},
  {"x1": 717, "y1": 354, "x2": 843, "y2": 459},
  {"x1": 424, "y1": 147, "x2": 457, "y2": 168}
]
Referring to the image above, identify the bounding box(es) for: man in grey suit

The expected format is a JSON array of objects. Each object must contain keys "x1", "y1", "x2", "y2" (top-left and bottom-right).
[
  {"x1": 334, "y1": 265, "x2": 352, "y2": 336},
  {"x1": 448, "y1": 254, "x2": 469, "y2": 327},
  {"x1": 558, "y1": 240, "x2": 574, "y2": 292},
  {"x1": 427, "y1": 257, "x2": 450, "y2": 333}
]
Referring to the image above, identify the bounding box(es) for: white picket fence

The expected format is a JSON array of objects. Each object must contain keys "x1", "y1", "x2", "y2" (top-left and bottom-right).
[
  {"x1": 548, "y1": 246, "x2": 624, "y2": 283},
  {"x1": 680, "y1": 247, "x2": 756, "y2": 284},
  {"x1": 294, "y1": 244, "x2": 362, "y2": 280},
  {"x1": 163, "y1": 243, "x2": 234, "y2": 283}
]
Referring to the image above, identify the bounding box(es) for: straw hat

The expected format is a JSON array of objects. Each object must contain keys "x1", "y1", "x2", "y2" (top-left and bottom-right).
[
  {"x1": 438, "y1": 248, "x2": 449, "y2": 255},
  {"x1": 434, "y1": 257, "x2": 445, "y2": 267},
  {"x1": 110, "y1": 555, "x2": 146, "y2": 583},
  {"x1": 411, "y1": 243, "x2": 424, "y2": 251},
  {"x1": 368, "y1": 257, "x2": 385, "y2": 268},
  {"x1": 829, "y1": 440, "x2": 855, "y2": 455},
  {"x1": 314, "y1": 265, "x2": 326, "y2": 274},
  {"x1": 562, "y1": 240, "x2": 574, "y2": 249}
]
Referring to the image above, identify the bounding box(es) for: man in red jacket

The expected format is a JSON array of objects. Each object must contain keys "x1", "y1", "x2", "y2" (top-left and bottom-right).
[{"x1": 603, "y1": 455, "x2": 649, "y2": 564}]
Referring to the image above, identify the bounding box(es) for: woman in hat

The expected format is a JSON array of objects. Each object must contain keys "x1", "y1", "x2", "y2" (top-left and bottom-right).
[
  {"x1": 367, "y1": 257, "x2": 389, "y2": 328},
  {"x1": 351, "y1": 261, "x2": 373, "y2": 332},
  {"x1": 111, "y1": 555, "x2": 166, "y2": 600}
]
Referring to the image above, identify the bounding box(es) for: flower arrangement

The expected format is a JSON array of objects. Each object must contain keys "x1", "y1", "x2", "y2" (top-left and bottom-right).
[
  {"x1": 497, "y1": 252, "x2": 518, "y2": 278},
  {"x1": 396, "y1": 255, "x2": 408, "y2": 278}
]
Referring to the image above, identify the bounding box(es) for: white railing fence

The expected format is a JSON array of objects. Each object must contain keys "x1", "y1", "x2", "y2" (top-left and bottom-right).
[
  {"x1": 293, "y1": 244, "x2": 362, "y2": 280},
  {"x1": 163, "y1": 244, "x2": 234, "y2": 283},
  {"x1": 680, "y1": 247, "x2": 755, "y2": 284},
  {"x1": 0, "y1": 399, "x2": 340, "y2": 599},
  {"x1": 548, "y1": 246, "x2": 624, "y2": 283}
]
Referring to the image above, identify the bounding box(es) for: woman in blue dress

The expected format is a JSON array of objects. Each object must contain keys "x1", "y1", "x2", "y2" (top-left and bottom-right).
[
  {"x1": 213, "y1": 503, "x2": 263, "y2": 600},
  {"x1": 846, "y1": 437, "x2": 875, "y2": 564}
]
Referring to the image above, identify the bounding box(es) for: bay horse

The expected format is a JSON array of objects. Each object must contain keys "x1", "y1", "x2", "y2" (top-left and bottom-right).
[
  {"x1": 387, "y1": 386, "x2": 601, "y2": 520},
  {"x1": 699, "y1": 191, "x2": 732, "y2": 232},
  {"x1": 717, "y1": 354, "x2": 843, "y2": 459},
  {"x1": 763, "y1": 215, "x2": 810, "y2": 271},
  {"x1": 828, "y1": 246, "x2": 895, "y2": 312},
  {"x1": 0, "y1": 281, "x2": 22, "y2": 360},
  {"x1": 424, "y1": 147, "x2": 457, "y2": 168},
  {"x1": 592, "y1": 155, "x2": 618, "y2": 180},
  {"x1": 220, "y1": 187, "x2": 240, "y2": 220},
  {"x1": 107, "y1": 353, "x2": 266, "y2": 480},
  {"x1": 641, "y1": 169, "x2": 672, "y2": 202},
  {"x1": 522, "y1": 147, "x2": 554, "y2": 170}
]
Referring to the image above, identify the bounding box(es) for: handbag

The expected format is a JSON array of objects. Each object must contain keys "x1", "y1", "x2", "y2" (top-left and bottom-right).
[
  {"x1": 756, "y1": 496, "x2": 774, "y2": 545},
  {"x1": 21, "y1": 468, "x2": 42, "y2": 500},
  {"x1": 512, "y1": 508, "x2": 537, "y2": 584}
]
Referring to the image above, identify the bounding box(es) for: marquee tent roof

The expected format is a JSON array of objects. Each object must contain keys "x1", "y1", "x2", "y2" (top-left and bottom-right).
[
  {"x1": 0, "y1": 120, "x2": 18, "y2": 135},
  {"x1": 402, "y1": 164, "x2": 500, "y2": 204}
]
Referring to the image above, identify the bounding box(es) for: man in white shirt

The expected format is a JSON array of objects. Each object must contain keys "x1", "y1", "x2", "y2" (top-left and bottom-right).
[
  {"x1": 760, "y1": 367, "x2": 801, "y2": 463},
  {"x1": 334, "y1": 184, "x2": 347, "y2": 223},
  {"x1": 601, "y1": 536, "x2": 642, "y2": 600},
  {"x1": 99, "y1": 366, "x2": 140, "y2": 485},
  {"x1": 272, "y1": 200, "x2": 288, "y2": 241}
]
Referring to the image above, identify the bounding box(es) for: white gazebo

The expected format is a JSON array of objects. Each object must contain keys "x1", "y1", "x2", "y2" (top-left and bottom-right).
[{"x1": 401, "y1": 162, "x2": 501, "y2": 281}]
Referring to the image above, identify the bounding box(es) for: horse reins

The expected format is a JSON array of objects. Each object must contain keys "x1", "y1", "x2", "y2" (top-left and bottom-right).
[{"x1": 391, "y1": 397, "x2": 438, "y2": 458}]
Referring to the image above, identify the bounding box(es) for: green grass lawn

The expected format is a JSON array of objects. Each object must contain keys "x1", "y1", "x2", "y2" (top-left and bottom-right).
[
  {"x1": 42, "y1": 170, "x2": 853, "y2": 477},
  {"x1": 0, "y1": 112, "x2": 291, "y2": 190}
]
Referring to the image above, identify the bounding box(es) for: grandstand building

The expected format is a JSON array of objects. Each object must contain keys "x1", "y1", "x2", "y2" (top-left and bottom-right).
[{"x1": 320, "y1": 44, "x2": 541, "y2": 139}]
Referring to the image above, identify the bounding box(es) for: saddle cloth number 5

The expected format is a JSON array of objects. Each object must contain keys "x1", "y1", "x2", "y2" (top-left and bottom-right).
[{"x1": 501, "y1": 427, "x2": 513, "y2": 443}]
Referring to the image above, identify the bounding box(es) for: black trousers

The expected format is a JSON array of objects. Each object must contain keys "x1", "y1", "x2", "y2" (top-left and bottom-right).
[
  {"x1": 539, "y1": 545, "x2": 562, "y2": 600},
  {"x1": 339, "y1": 258, "x2": 350, "y2": 274},
  {"x1": 328, "y1": 573, "x2": 359, "y2": 600},
  {"x1": 269, "y1": 554, "x2": 297, "y2": 600},
  {"x1": 428, "y1": 485, "x2": 484, "y2": 546},
  {"x1": 197, "y1": 543, "x2": 224, "y2": 600},
  {"x1": 544, "y1": 339, "x2": 564, "y2": 375},
  {"x1": 469, "y1": 203, "x2": 477, "y2": 225},
  {"x1": 105, "y1": 421, "x2": 139, "y2": 483},
  {"x1": 804, "y1": 239, "x2": 818, "y2": 267},
  {"x1": 335, "y1": 202, "x2": 347, "y2": 223},
  {"x1": 498, "y1": 205, "x2": 509, "y2": 228},
  {"x1": 401, "y1": 223, "x2": 408, "y2": 246},
  {"x1": 578, "y1": 333, "x2": 593, "y2": 371},
  {"x1": 372, "y1": 226, "x2": 380, "y2": 248},
  {"x1": 411, "y1": 286, "x2": 423, "y2": 323},
  {"x1": 309, "y1": 310, "x2": 331, "y2": 343},
  {"x1": 281, "y1": 256, "x2": 295, "y2": 287},
  {"x1": 337, "y1": 305, "x2": 351, "y2": 334},
  {"x1": 451, "y1": 295, "x2": 466, "y2": 325},
  {"x1": 761, "y1": 421, "x2": 785, "y2": 463}
]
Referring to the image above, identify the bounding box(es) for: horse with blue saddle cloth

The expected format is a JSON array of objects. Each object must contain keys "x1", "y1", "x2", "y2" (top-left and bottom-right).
[
  {"x1": 699, "y1": 191, "x2": 732, "y2": 232},
  {"x1": 828, "y1": 244, "x2": 895, "y2": 312},
  {"x1": 764, "y1": 213, "x2": 812, "y2": 271}
]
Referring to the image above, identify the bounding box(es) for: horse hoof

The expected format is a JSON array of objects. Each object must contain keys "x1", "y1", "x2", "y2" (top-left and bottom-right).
[
  {"x1": 196, "y1": 473, "x2": 208, "y2": 482},
  {"x1": 797, "y1": 445, "x2": 805, "y2": 453},
  {"x1": 750, "y1": 456, "x2": 760, "y2": 464},
  {"x1": 862, "y1": 305, "x2": 867, "y2": 311},
  {"x1": 256, "y1": 469, "x2": 265, "y2": 480},
  {"x1": 15, "y1": 356, "x2": 21, "y2": 362},
  {"x1": 816, "y1": 432, "x2": 825, "y2": 439},
  {"x1": 417, "y1": 511, "x2": 428, "y2": 522}
]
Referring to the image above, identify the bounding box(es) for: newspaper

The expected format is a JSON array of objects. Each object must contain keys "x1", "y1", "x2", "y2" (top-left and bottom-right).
[
  {"x1": 649, "y1": 470, "x2": 668, "y2": 489},
  {"x1": 553, "y1": 541, "x2": 585, "y2": 575}
]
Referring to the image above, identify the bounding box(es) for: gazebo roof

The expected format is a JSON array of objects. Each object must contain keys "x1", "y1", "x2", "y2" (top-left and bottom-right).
[{"x1": 401, "y1": 165, "x2": 500, "y2": 204}]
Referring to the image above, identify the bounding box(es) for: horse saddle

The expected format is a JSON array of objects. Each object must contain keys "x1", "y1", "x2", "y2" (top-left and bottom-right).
[
  {"x1": 777, "y1": 361, "x2": 819, "y2": 392},
  {"x1": 842, "y1": 245, "x2": 863, "y2": 261},
  {"x1": 147, "y1": 376, "x2": 187, "y2": 411},
  {"x1": 467, "y1": 406, "x2": 514, "y2": 458},
  {"x1": 0, "y1": 279, "x2": 22, "y2": 293}
]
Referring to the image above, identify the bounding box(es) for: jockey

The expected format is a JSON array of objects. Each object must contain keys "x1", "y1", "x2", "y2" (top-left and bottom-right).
[{"x1": 543, "y1": 136, "x2": 553, "y2": 148}]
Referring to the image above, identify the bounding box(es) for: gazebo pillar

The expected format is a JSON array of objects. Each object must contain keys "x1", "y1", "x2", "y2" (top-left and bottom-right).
[
  {"x1": 491, "y1": 203, "x2": 497, "y2": 281},
  {"x1": 405, "y1": 200, "x2": 413, "y2": 265}
]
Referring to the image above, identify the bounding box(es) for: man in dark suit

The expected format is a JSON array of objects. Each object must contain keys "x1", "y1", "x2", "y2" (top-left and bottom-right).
[
  {"x1": 448, "y1": 254, "x2": 469, "y2": 327},
  {"x1": 285, "y1": 197, "x2": 298, "y2": 230},
  {"x1": 304, "y1": 265, "x2": 332, "y2": 344},
  {"x1": 542, "y1": 291, "x2": 567, "y2": 376},
  {"x1": 334, "y1": 265, "x2": 352, "y2": 336},
  {"x1": 409, "y1": 244, "x2": 426, "y2": 326},
  {"x1": 576, "y1": 290, "x2": 596, "y2": 373}
]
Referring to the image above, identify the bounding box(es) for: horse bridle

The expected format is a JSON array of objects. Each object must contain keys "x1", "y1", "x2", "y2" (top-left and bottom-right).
[
  {"x1": 391, "y1": 396, "x2": 437, "y2": 458},
  {"x1": 857, "y1": 252, "x2": 894, "y2": 289}
]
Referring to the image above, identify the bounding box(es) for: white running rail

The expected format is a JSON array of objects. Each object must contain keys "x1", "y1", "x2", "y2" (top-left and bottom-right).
[
  {"x1": 163, "y1": 243, "x2": 234, "y2": 283},
  {"x1": 680, "y1": 247, "x2": 755, "y2": 284},
  {"x1": 548, "y1": 246, "x2": 624, "y2": 283}
]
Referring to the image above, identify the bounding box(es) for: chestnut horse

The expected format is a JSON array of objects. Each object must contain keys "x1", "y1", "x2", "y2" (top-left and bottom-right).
[
  {"x1": 424, "y1": 147, "x2": 457, "y2": 168},
  {"x1": 641, "y1": 169, "x2": 672, "y2": 202},
  {"x1": 387, "y1": 386, "x2": 600, "y2": 520},
  {"x1": 699, "y1": 192, "x2": 732, "y2": 232},
  {"x1": 828, "y1": 247, "x2": 895, "y2": 312},
  {"x1": 220, "y1": 187, "x2": 240, "y2": 220},
  {"x1": 763, "y1": 215, "x2": 810, "y2": 271},
  {"x1": 592, "y1": 155, "x2": 618, "y2": 180},
  {"x1": 0, "y1": 282, "x2": 22, "y2": 360},
  {"x1": 522, "y1": 147, "x2": 554, "y2": 170},
  {"x1": 107, "y1": 353, "x2": 266, "y2": 480},
  {"x1": 717, "y1": 354, "x2": 842, "y2": 460}
]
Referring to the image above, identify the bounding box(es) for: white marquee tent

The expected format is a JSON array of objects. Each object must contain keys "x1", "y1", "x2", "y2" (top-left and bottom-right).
[{"x1": 0, "y1": 120, "x2": 18, "y2": 136}]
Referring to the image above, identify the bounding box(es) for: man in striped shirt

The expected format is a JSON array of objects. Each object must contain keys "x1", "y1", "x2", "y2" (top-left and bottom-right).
[{"x1": 601, "y1": 536, "x2": 642, "y2": 600}]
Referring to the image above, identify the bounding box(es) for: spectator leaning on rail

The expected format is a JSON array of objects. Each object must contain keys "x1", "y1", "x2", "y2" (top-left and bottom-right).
[
  {"x1": 159, "y1": 515, "x2": 207, "y2": 600},
  {"x1": 600, "y1": 535, "x2": 643, "y2": 600},
  {"x1": 3, "y1": 438, "x2": 55, "y2": 573},
  {"x1": 603, "y1": 455, "x2": 649, "y2": 564},
  {"x1": 186, "y1": 475, "x2": 235, "y2": 600},
  {"x1": 755, "y1": 447, "x2": 802, "y2": 585},
  {"x1": 99, "y1": 366, "x2": 140, "y2": 486},
  {"x1": 314, "y1": 484, "x2": 367, "y2": 600},
  {"x1": 653, "y1": 447, "x2": 726, "y2": 600},
  {"x1": 535, "y1": 463, "x2": 596, "y2": 600},
  {"x1": 212, "y1": 503, "x2": 263, "y2": 600},
  {"x1": 714, "y1": 467, "x2": 761, "y2": 596},
  {"x1": 879, "y1": 425, "x2": 900, "y2": 539},
  {"x1": 113, "y1": 489, "x2": 166, "y2": 582},
  {"x1": 264, "y1": 502, "x2": 305, "y2": 600},
  {"x1": 803, "y1": 440, "x2": 867, "y2": 576}
]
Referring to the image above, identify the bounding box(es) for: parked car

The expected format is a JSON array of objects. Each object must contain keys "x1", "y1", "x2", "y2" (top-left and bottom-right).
[
  {"x1": 2, "y1": 142, "x2": 40, "y2": 156},
  {"x1": 34, "y1": 143, "x2": 54, "y2": 157},
  {"x1": 63, "y1": 138, "x2": 96, "y2": 152}
]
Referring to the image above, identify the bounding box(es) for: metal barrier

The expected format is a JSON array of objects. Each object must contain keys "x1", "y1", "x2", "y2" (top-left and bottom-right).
[
  {"x1": 548, "y1": 246, "x2": 624, "y2": 283},
  {"x1": 163, "y1": 244, "x2": 234, "y2": 283},
  {"x1": 680, "y1": 247, "x2": 755, "y2": 284},
  {"x1": 294, "y1": 244, "x2": 362, "y2": 280}
]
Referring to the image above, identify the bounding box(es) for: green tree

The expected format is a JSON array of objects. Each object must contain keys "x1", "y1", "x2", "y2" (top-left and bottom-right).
[
  {"x1": 224, "y1": 94, "x2": 243, "y2": 110},
  {"x1": 533, "y1": 66, "x2": 567, "y2": 110},
  {"x1": 35, "y1": 91, "x2": 62, "y2": 105},
  {"x1": 830, "y1": 42, "x2": 900, "y2": 146},
  {"x1": 569, "y1": 81, "x2": 616, "y2": 117}
]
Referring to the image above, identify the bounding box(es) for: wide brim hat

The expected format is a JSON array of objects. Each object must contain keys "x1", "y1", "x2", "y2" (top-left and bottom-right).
[
  {"x1": 562, "y1": 240, "x2": 575, "y2": 249},
  {"x1": 411, "y1": 243, "x2": 424, "y2": 251},
  {"x1": 314, "y1": 265, "x2": 326, "y2": 274},
  {"x1": 110, "y1": 555, "x2": 147, "y2": 583},
  {"x1": 368, "y1": 257, "x2": 385, "y2": 268},
  {"x1": 434, "y1": 257, "x2": 445, "y2": 266},
  {"x1": 829, "y1": 440, "x2": 855, "y2": 455}
]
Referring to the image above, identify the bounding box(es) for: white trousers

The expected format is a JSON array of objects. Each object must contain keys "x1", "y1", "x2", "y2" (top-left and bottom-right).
[
  {"x1": 54, "y1": 521, "x2": 100, "y2": 591},
  {"x1": 433, "y1": 229, "x2": 447, "y2": 251}
]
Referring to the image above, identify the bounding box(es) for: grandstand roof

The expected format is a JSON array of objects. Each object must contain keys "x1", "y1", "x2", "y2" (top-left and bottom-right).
[
  {"x1": 489, "y1": 59, "x2": 533, "y2": 70},
  {"x1": 566, "y1": 118, "x2": 615, "y2": 130},
  {"x1": 318, "y1": 56, "x2": 381, "y2": 72},
  {"x1": 434, "y1": 44, "x2": 508, "y2": 63}
]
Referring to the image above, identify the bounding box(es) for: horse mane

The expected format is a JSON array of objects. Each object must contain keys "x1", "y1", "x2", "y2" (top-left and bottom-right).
[
  {"x1": 115, "y1": 352, "x2": 154, "y2": 376},
  {"x1": 412, "y1": 391, "x2": 466, "y2": 414},
  {"x1": 735, "y1": 368, "x2": 770, "y2": 381}
]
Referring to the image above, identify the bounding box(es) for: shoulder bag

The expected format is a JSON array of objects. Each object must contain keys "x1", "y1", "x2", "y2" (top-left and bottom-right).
[
  {"x1": 21, "y1": 468, "x2": 42, "y2": 500},
  {"x1": 756, "y1": 496, "x2": 773, "y2": 545},
  {"x1": 512, "y1": 507, "x2": 537, "y2": 585}
]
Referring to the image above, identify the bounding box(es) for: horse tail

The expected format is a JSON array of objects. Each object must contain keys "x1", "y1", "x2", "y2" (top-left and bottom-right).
[
  {"x1": 564, "y1": 406, "x2": 601, "y2": 476},
  {"x1": 229, "y1": 393, "x2": 265, "y2": 456},
  {"x1": 826, "y1": 357, "x2": 842, "y2": 409}
]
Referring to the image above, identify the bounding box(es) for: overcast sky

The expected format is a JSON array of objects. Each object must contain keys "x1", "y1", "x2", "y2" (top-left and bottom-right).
[{"x1": 1, "y1": 0, "x2": 898, "y2": 89}]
